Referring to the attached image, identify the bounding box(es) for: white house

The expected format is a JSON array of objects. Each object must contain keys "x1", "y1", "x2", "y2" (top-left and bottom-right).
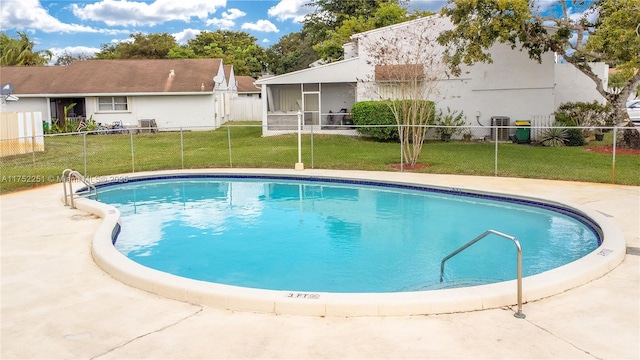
[
  {"x1": 0, "y1": 58, "x2": 234, "y2": 130},
  {"x1": 236, "y1": 76, "x2": 262, "y2": 98},
  {"x1": 255, "y1": 15, "x2": 606, "y2": 137}
]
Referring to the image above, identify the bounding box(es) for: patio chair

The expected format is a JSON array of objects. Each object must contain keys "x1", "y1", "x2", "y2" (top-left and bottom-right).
[
  {"x1": 325, "y1": 110, "x2": 335, "y2": 128},
  {"x1": 333, "y1": 109, "x2": 346, "y2": 126}
]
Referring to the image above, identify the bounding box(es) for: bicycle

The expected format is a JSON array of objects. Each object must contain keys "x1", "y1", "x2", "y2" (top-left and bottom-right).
[
  {"x1": 108, "y1": 121, "x2": 127, "y2": 134},
  {"x1": 75, "y1": 120, "x2": 87, "y2": 133},
  {"x1": 95, "y1": 122, "x2": 109, "y2": 135}
]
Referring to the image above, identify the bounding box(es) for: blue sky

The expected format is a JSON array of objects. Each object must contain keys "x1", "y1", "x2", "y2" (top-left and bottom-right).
[{"x1": 0, "y1": 0, "x2": 447, "y2": 61}]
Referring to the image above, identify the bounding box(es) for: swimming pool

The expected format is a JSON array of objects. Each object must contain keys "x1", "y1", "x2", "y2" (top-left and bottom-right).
[
  {"x1": 82, "y1": 169, "x2": 625, "y2": 316},
  {"x1": 99, "y1": 176, "x2": 600, "y2": 294}
]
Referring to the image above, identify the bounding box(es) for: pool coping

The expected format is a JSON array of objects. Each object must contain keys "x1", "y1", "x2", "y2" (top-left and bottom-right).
[{"x1": 74, "y1": 169, "x2": 626, "y2": 317}]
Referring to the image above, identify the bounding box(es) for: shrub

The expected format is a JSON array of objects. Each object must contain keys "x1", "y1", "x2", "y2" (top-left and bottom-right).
[
  {"x1": 351, "y1": 100, "x2": 436, "y2": 142},
  {"x1": 565, "y1": 127, "x2": 586, "y2": 146},
  {"x1": 555, "y1": 101, "x2": 612, "y2": 127},
  {"x1": 434, "y1": 107, "x2": 466, "y2": 141},
  {"x1": 554, "y1": 101, "x2": 610, "y2": 146},
  {"x1": 351, "y1": 101, "x2": 399, "y2": 141},
  {"x1": 539, "y1": 125, "x2": 569, "y2": 147}
]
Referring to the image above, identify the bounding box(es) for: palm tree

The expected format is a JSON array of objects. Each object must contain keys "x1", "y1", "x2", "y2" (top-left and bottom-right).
[{"x1": 0, "y1": 32, "x2": 52, "y2": 66}]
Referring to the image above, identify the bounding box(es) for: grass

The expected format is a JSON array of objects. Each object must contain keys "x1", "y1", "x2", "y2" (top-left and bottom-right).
[{"x1": 1, "y1": 123, "x2": 638, "y2": 194}]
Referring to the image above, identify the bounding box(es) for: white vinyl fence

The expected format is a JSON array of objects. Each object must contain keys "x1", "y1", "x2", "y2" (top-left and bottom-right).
[
  {"x1": 229, "y1": 97, "x2": 262, "y2": 121},
  {"x1": 531, "y1": 114, "x2": 555, "y2": 141},
  {"x1": 0, "y1": 111, "x2": 45, "y2": 157}
]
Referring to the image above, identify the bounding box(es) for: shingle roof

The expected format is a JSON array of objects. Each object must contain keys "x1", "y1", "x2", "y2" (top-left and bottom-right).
[
  {"x1": 0, "y1": 58, "x2": 222, "y2": 95},
  {"x1": 236, "y1": 76, "x2": 260, "y2": 93}
]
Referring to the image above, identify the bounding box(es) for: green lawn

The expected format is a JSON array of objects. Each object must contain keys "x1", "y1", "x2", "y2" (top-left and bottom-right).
[{"x1": 1, "y1": 123, "x2": 638, "y2": 194}]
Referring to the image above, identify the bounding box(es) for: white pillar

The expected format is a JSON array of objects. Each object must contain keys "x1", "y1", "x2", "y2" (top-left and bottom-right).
[{"x1": 295, "y1": 111, "x2": 304, "y2": 170}]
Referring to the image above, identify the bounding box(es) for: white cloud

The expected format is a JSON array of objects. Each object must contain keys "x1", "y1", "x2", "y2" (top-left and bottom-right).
[
  {"x1": 49, "y1": 45, "x2": 101, "y2": 60},
  {"x1": 206, "y1": 18, "x2": 235, "y2": 29},
  {"x1": 268, "y1": 0, "x2": 312, "y2": 23},
  {"x1": 567, "y1": 7, "x2": 598, "y2": 24},
  {"x1": 108, "y1": 37, "x2": 135, "y2": 45},
  {"x1": 223, "y1": 8, "x2": 246, "y2": 20},
  {"x1": 262, "y1": 38, "x2": 271, "y2": 44},
  {"x1": 555, "y1": 6, "x2": 596, "y2": 48},
  {"x1": 206, "y1": 8, "x2": 246, "y2": 29},
  {"x1": 172, "y1": 28, "x2": 201, "y2": 44},
  {"x1": 0, "y1": 0, "x2": 98, "y2": 33},
  {"x1": 72, "y1": 0, "x2": 226, "y2": 27},
  {"x1": 241, "y1": 20, "x2": 279, "y2": 33},
  {"x1": 48, "y1": 45, "x2": 100, "y2": 65},
  {"x1": 532, "y1": 0, "x2": 556, "y2": 13}
]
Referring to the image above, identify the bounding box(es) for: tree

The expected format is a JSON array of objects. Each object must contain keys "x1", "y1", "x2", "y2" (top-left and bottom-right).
[
  {"x1": 306, "y1": 0, "x2": 404, "y2": 28},
  {"x1": 54, "y1": 51, "x2": 94, "y2": 66},
  {"x1": 167, "y1": 46, "x2": 197, "y2": 59},
  {"x1": 179, "y1": 31, "x2": 266, "y2": 77},
  {"x1": 309, "y1": 1, "x2": 433, "y2": 62},
  {"x1": 608, "y1": 69, "x2": 639, "y2": 97},
  {"x1": 96, "y1": 30, "x2": 267, "y2": 77},
  {"x1": 96, "y1": 32, "x2": 178, "y2": 59},
  {"x1": 265, "y1": 1, "x2": 420, "y2": 74},
  {"x1": 313, "y1": 2, "x2": 411, "y2": 61},
  {"x1": 359, "y1": 17, "x2": 445, "y2": 166},
  {"x1": 0, "y1": 32, "x2": 52, "y2": 66},
  {"x1": 303, "y1": 0, "x2": 402, "y2": 43},
  {"x1": 438, "y1": 0, "x2": 640, "y2": 149},
  {"x1": 265, "y1": 32, "x2": 318, "y2": 75}
]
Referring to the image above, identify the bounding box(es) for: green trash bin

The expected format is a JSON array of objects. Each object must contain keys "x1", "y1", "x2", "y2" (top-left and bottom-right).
[{"x1": 515, "y1": 120, "x2": 531, "y2": 144}]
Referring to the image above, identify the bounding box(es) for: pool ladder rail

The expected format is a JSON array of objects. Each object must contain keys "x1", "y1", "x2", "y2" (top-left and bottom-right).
[
  {"x1": 62, "y1": 169, "x2": 98, "y2": 209},
  {"x1": 439, "y1": 229, "x2": 525, "y2": 319}
]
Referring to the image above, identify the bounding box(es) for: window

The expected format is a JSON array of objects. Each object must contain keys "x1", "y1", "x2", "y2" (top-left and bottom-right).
[
  {"x1": 98, "y1": 96, "x2": 128, "y2": 111},
  {"x1": 267, "y1": 84, "x2": 301, "y2": 112},
  {"x1": 375, "y1": 64, "x2": 424, "y2": 82}
]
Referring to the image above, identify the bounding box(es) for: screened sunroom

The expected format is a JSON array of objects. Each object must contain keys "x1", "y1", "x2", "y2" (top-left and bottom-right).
[{"x1": 255, "y1": 58, "x2": 359, "y2": 136}]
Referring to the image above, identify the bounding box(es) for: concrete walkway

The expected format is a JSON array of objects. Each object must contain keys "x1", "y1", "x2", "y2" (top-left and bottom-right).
[{"x1": 1, "y1": 172, "x2": 638, "y2": 359}]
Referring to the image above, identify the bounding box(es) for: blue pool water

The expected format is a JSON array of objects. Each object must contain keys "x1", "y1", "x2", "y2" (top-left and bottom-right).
[{"x1": 97, "y1": 176, "x2": 601, "y2": 293}]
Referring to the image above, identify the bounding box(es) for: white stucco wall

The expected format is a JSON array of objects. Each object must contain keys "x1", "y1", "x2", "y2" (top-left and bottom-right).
[
  {"x1": 1, "y1": 97, "x2": 50, "y2": 121},
  {"x1": 354, "y1": 16, "x2": 556, "y2": 127},
  {"x1": 554, "y1": 62, "x2": 607, "y2": 108},
  {"x1": 3, "y1": 94, "x2": 218, "y2": 130},
  {"x1": 84, "y1": 94, "x2": 217, "y2": 130},
  {"x1": 454, "y1": 44, "x2": 555, "y2": 125}
]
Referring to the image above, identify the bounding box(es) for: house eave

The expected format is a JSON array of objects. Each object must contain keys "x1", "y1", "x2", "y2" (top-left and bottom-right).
[{"x1": 256, "y1": 58, "x2": 359, "y2": 85}]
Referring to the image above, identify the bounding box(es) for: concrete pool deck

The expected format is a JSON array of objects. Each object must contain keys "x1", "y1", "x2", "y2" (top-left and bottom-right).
[{"x1": 1, "y1": 170, "x2": 639, "y2": 359}]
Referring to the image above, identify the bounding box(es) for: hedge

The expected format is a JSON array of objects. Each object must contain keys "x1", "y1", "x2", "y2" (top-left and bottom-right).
[{"x1": 351, "y1": 100, "x2": 436, "y2": 142}]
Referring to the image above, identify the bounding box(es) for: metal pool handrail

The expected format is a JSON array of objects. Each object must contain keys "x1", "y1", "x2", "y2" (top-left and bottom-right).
[
  {"x1": 439, "y1": 229, "x2": 525, "y2": 319},
  {"x1": 62, "y1": 169, "x2": 98, "y2": 209}
]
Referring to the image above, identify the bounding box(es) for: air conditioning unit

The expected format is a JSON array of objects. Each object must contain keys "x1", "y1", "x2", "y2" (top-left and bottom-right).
[{"x1": 491, "y1": 116, "x2": 510, "y2": 141}]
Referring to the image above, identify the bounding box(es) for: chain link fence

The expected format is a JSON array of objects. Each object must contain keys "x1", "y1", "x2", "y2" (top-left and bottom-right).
[{"x1": 1, "y1": 123, "x2": 638, "y2": 193}]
